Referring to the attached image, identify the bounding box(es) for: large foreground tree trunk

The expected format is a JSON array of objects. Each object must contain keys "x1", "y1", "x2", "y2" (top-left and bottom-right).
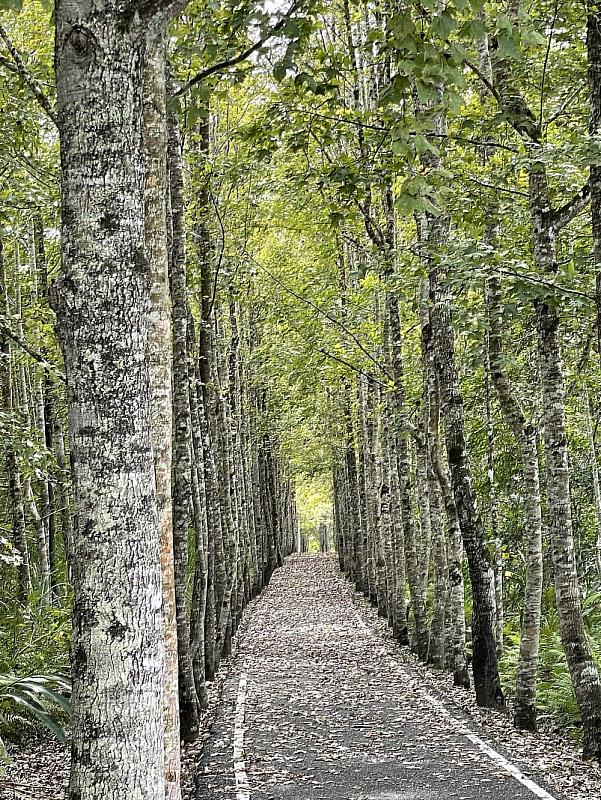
[{"x1": 53, "y1": 8, "x2": 171, "y2": 797}]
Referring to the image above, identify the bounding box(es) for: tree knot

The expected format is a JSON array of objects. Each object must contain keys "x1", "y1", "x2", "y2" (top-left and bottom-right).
[{"x1": 67, "y1": 26, "x2": 93, "y2": 58}]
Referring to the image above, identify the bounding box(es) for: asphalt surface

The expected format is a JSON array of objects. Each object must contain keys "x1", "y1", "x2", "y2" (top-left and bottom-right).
[{"x1": 196, "y1": 555, "x2": 560, "y2": 800}]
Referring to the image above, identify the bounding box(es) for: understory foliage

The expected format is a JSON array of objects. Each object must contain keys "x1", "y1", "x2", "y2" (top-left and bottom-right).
[{"x1": 1, "y1": 0, "x2": 601, "y2": 791}]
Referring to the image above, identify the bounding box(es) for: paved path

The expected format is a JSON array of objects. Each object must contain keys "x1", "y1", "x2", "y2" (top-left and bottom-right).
[{"x1": 197, "y1": 555, "x2": 560, "y2": 800}]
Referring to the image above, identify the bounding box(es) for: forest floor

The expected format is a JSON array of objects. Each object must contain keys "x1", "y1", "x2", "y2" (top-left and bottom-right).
[{"x1": 2, "y1": 554, "x2": 601, "y2": 800}]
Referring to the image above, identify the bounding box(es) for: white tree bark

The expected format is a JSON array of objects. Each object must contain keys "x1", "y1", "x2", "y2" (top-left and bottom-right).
[{"x1": 53, "y1": 7, "x2": 168, "y2": 797}]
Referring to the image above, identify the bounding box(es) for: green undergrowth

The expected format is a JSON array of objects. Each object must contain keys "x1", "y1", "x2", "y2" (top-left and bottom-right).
[
  {"x1": 499, "y1": 586, "x2": 601, "y2": 742},
  {"x1": 0, "y1": 591, "x2": 71, "y2": 752}
]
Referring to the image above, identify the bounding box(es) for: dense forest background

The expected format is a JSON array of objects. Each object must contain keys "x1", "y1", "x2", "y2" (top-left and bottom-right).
[{"x1": 2, "y1": 0, "x2": 601, "y2": 794}]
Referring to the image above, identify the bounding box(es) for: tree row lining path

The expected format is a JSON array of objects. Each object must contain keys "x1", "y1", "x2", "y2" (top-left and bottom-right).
[{"x1": 197, "y1": 555, "x2": 562, "y2": 800}]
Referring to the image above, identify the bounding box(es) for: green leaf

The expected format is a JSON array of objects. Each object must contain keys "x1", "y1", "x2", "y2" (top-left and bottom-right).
[
  {"x1": 412, "y1": 133, "x2": 438, "y2": 157},
  {"x1": 521, "y1": 29, "x2": 547, "y2": 48},
  {"x1": 273, "y1": 63, "x2": 288, "y2": 81},
  {"x1": 496, "y1": 31, "x2": 520, "y2": 60},
  {"x1": 431, "y1": 9, "x2": 458, "y2": 41}
]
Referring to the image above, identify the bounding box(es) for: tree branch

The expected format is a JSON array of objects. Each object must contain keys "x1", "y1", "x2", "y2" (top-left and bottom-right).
[
  {"x1": 464, "y1": 57, "x2": 502, "y2": 104},
  {"x1": 0, "y1": 22, "x2": 57, "y2": 127},
  {"x1": 550, "y1": 183, "x2": 591, "y2": 230},
  {"x1": 0, "y1": 323, "x2": 65, "y2": 380},
  {"x1": 135, "y1": 0, "x2": 188, "y2": 30},
  {"x1": 246, "y1": 251, "x2": 391, "y2": 378},
  {"x1": 172, "y1": 0, "x2": 305, "y2": 98},
  {"x1": 280, "y1": 314, "x2": 387, "y2": 387}
]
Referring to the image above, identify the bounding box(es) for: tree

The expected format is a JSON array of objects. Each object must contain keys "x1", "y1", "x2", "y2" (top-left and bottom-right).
[{"x1": 52, "y1": 1, "x2": 185, "y2": 795}]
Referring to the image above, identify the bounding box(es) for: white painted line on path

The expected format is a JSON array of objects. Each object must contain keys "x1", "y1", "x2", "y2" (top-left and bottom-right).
[
  {"x1": 421, "y1": 690, "x2": 559, "y2": 799},
  {"x1": 233, "y1": 672, "x2": 251, "y2": 800},
  {"x1": 355, "y1": 608, "x2": 559, "y2": 799}
]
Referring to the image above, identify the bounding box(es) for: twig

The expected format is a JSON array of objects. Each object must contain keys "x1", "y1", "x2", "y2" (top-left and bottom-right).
[
  {"x1": 246, "y1": 252, "x2": 391, "y2": 378},
  {"x1": 464, "y1": 57, "x2": 502, "y2": 104},
  {"x1": 0, "y1": 323, "x2": 65, "y2": 381},
  {"x1": 550, "y1": 183, "x2": 591, "y2": 231},
  {"x1": 539, "y1": 0, "x2": 559, "y2": 129}
]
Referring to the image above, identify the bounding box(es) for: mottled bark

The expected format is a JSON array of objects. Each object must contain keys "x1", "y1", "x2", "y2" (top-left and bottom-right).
[
  {"x1": 11, "y1": 251, "x2": 51, "y2": 603},
  {"x1": 484, "y1": 341, "x2": 503, "y2": 660},
  {"x1": 419, "y1": 274, "x2": 464, "y2": 681},
  {"x1": 486, "y1": 270, "x2": 543, "y2": 732},
  {"x1": 428, "y1": 461, "x2": 447, "y2": 669},
  {"x1": 212, "y1": 327, "x2": 239, "y2": 660},
  {"x1": 429, "y1": 262, "x2": 502, "y2": 708},
  {"x1": 481, "y1": 2, "x2": 599, "y2": 736},
  {"x1": 167, "y1": 95, "x2": 201, "y2": 743},
  {"x1": 583, "y1": 389, "x2": 601, "y2": 578},
  {"x1": 52, "y1": 409, "x2": 74, "y2": 575},
  {"x1": 187, "y1": 309, "x2": 209, "y2": 709},
  {"x1": 53, "y1": 7, "x2": 168, "y2": 797},
  {"x1": 530, "y1": 164, "x2": 601, "y2": 757},
  {"x1": 144, "y1": 36, "x2": 182, "y2": 797},
  {"x1": 343, "y1": 394, "x2": 363, "y2": 590},
  {"x1": 33, "y1": 216, "x2": 59, "y2": 599},
  {"x1": 588, "y1": 3, "x2": 601, "y2": 360},
  {"x1": 358, "y1": 377, "x2": 377, "y2": 601},
  {"x1": 414, "y1": 433, "x2": 432, "y2": 626},
  {"x1": 386, "y1": 282, "x2": 428, "y2": 660},
  {"x1": 378, "y1": 389, "x2": 397, "y2": 627},
  {"x1": 355, "y1": 380, "x2": 370, "y2": 596},
  {"x1": 0, "y1": 240, "x2": 30, "y2": 603},
  {"x1": 190, "y1": 107, "x2": 220, "y2": 681},
  {"x1": 387, "y1": 423, "x2": 409, "y2": 645}
]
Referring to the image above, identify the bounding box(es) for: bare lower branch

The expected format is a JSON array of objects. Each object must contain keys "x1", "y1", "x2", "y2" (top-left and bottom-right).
[
  {"x1": 0, "y1": 22, "x2": 57, "y2": 126},
  {"x1": 172, "y1": 0, "x2": 306, "y2": 98},
  {"x1": 551, "y1": 183, "x2": 591, "y2": 230}
]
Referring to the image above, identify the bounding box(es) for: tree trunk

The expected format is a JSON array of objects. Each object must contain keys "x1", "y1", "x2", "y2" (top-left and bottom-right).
[
  {"x1": 484, "y1": 338, "x2": 503, "y2": 660},
  {"x1": 52, "y1": 407, "x2": 74, "y2": 577},
  {"x1": 530, "y1": 164, "x2": 601, "y2": 757},
  {"x1": 166, "y1": 91, "x2": 201, "y2": 744},
  {"x1": 420, "y1": 273, "x2": 467, "y2": 686},
  {"x1": 53, "y1": 10, "x2": 167, "y2": 797},
  {"x1": 386, "y1": 293, "x2": 429, "y2": 659},
  {"x1": 387, "y1": 421, "x2": 409, "y2": 645},
  {"x1": 486, "y1": 271, "x2": 543, "y2": 732},
  {"x1": 583, "y1": 389, "x2": 601, "y2": 578},
  {"x1": 0, "y1": 239, "x2": 31, "y2": 603},
  {"x1": 588, "y1": 2, "x2": 601, "y2": 361},
  {"x1": 144, "y1": 35, "x2": 182, "y2": 797},
  {"x1": 428, "y1": 461, "x2": 447, "y2": 669},
  {"x1": 358, "y1": 377, "x2": 377, "y2": 602},
  {"x1": 429, "y1": 261, "x2": 503, "y2": 709},
  {"x1": 33, "y1": 216, "x2": 59, "y2": 600},
  {"x1": 187, "y1": 308, "x2": 210, "y2": 709},
  {"x1": 589, "y1": 2, "x2": 601, "y2": 575}
]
